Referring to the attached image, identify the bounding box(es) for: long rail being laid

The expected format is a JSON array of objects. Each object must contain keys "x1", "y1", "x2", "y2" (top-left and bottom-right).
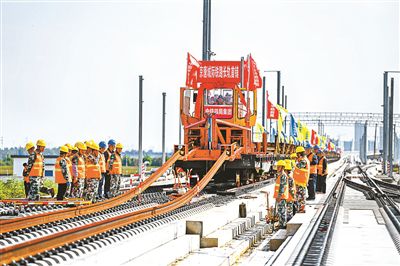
[
  {"x1": 0, "y1": 150, "x2": 231, "y2": 265},
  {"x1": 0, "y1": 149, "x2": 186, "y2": 234}
]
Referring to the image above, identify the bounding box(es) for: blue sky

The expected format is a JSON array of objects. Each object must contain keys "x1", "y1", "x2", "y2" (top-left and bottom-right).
[{"x1": 0, "y1": 0, "x2": 399, "y2": 149}]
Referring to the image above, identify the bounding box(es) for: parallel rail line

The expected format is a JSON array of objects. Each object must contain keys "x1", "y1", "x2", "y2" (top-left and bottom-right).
[
  {"x1": 0, "y1": 150, "x2": 185, "y2": 234},
  {"x1": 0, "y1": 150, "x2": 230, "y2": 265}
]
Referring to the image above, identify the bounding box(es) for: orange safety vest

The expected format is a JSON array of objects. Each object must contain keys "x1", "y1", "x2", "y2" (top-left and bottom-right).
[
  {"x1": 317, "y1": 156, "x2": 328, "y2": 176},
  {"x1": 308, "y1": 153, "x2": 318, "y2": 175},
  {"x1": 86, "y1": 156, "x2": 101, "y2": 179},
  {"x1": 273, "y1": 173, "x2": 289, "y2": 200},
  {"x1": 293, "y1": 157, "x2": 310, "y2": 187},
  {"x1": 287, "y1": 176, "x2": 297, "y2": 202},
  {"x1": 29, "y1": 151, "x2": 44, "y2": 177},
  {"x1": 55, "y1": 157, "x2": 70, "y2": 184},
  {"x1": 99, "y1": 153, "x2": 106, "y2": 173},
  {"x1": 77, "y1": 155, "x2": 86, "y2": 178},
  {"x1": 109, "y1": 153, "x2": 122, "y2": 175}
]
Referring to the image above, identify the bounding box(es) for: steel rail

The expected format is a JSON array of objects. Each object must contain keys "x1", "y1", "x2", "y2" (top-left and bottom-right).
[
  {"x1": 0, "y1": 149, "x2": 185, "y2": 234},
  {"x1": 0, "y1": 151, "x2": 230, "y2": 265},
  {"x1": 290, "y1": 163, "x2": 349, "y2": 266},
  {"x1": 356, "y1": 166, "x2": 400, "y2": 233}
]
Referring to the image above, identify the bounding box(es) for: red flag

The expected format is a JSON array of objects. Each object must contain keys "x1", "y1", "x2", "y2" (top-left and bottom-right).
[
  {"x1": 311, "y1": 129, "x2": 317, "y2": 145},
  {"x1": 267, "y1": 100, "x2": 279, "y2": 119},
  {"x1": 186, "y1": 53, "x2": 200, "y2": 88},
  {"x1": 243, "y1": 54, "x2": 262, "y2": 90}
]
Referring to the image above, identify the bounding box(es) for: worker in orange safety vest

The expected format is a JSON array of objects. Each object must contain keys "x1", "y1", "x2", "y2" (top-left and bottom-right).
[
  {"x1": 83, "y1": 142, "x2": 101, "y2": 202},
  {"x1": 70, "y1": 142, "x2": 87, "y2": 198},
  {"x1": 293, "y1": 146, "x2": 310, "y2": 213},
  {"x1": 23, "y1": 142, "x2": 35, "y2": 198},
  {"x1": 55, "y1": 146, "x2": 71, "y2": 200},
  {"x1": 26, "y1": 139, "x2": 55, "y2": 200},
  {"x1": 316, "y1": 149, "x2": 328, "y2": 194},
  {"x1": 306, "y1": 144, "x2": 319, "y2": 200},
  {"x1": 284, "y1": 159, "x2": 297, "y2": 221},
  {"x1": 107, "y1": 143, "x2": 123, "y2": 197},
  {"x1": 273, "y1": 160, "x2": 289, "y2": 229}
]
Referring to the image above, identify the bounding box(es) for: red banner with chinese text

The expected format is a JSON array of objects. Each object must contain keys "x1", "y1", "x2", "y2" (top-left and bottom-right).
[
  {"x1": 185, "y1": 53, "x2": 242, "y2": 88},
  {"x1": 198, "y1": 61, "x2": 241, "y2": 84},
  {"x1": 267, "y1": 100, "x2": 279, "y2": 119},
  {"x1": 204, "y1": 105, "x2": 233, "y2": 119}
]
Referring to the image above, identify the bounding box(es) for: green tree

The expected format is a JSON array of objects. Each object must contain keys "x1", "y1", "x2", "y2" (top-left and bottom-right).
[
  {"x1": 143, "y1": 154, "x2": 153, "y2": 166},
  {"x1": 0, "y1": 179, "x2": 24, "y2": 199}
]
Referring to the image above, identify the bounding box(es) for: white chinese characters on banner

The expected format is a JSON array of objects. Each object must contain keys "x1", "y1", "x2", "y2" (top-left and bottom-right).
[
  {"x1": 204, "y1": 105, "x2": 233, "y2": 119},
  {"x1": 199, "y1": 65, "x2": 240, "y2": 79}
]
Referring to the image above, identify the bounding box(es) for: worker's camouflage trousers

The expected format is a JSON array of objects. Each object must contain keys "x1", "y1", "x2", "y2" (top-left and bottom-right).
[
  {"x1": 277, "y1": 200, "x2": 287, "y2": 228},
  {"x1": 83, "y1": 178, "x2": 99, "y2": 202},
  {"x1": 296, "y1": 185, "x2": 307, "y2": 213},
  {"x1": 287, "y1": 201, "x2": 295, "y2": 221},
  {"x1": 70, "y1": 178, "x2": 85, "y2": 198},
  {"x1": 27, "y1": 176, "x2": 41, "y2": 200},
  {"x1": 109, "y1": 174, "x2": 121, "y2": 197}
]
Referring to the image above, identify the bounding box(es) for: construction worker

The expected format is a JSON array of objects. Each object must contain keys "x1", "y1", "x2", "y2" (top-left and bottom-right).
[
  {"x1": 55, "y1": 146, "x2": 71, "y2": 200},
  {"x1": 289, "y1": 153, "x2": 297, "y2": 170},
  {"x1": 23, "y1": 142, "x2": 35, "y2": 197},
  {"x1": 108, "y1": 142, "x2": 123, "y2": 197},
  {"x1": 66, "y1": 146, "x2": 78, "y2": 197},
  {"x1": 306, "y1": 144, "x2": 318, "y2": 200},
  {"x1": 83, "y1": 142, "x2": 101, "y2": 202},
  {"x1": 316, "y1": 150, "x2": 328, "y2": 194},
  {"x1": 293, "y1": 146, "x2": 310, "y2": 213},
  {"x1": 285, "y1": 159, "x2": 297, "y2": 221},
  {"x1": 97, "y1": 141, "x2": 107, "y2": 199},
  {"x1": 27, "y1": 140, "x2": 55, "y2": 200},
  {"x1": 104, "y1": 139, "x2": 116, "y2": 198},
  {"x1": 85, "y1": 140, "x2": 94, "y2": 156},
  {"x1": 64, "y1": 144, "x2": 73, "y2": 197},
  {"x1": 273, "y1": 160, "x2": 289, "y2": 229},
  {"x1": 70, "y1": 142, "x2": 86, "y2": 198},
  {"x1": 22, "y1": 163, "x2": 29, "y2": 197}
]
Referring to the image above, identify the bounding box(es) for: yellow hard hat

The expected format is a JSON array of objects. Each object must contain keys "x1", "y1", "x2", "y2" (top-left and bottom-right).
[
  {"x1": 276, "y1": 160, "x2": 286, "y2": 167},
  {"x1": 284, "y1": 159, "x2": 292, "y2": 170},
  {"x1": 72, "y1": 146, "x2": 78, "y2": 152},
  {"x1": 296, "y1": 146, "x2": 305, "y2": 153},
  {"x1": 116, "y1": 143, "x2": 123, "y2": 149},
  {"x1": 36, "y1": 139, "x2": 46, "y2": 147},
  {"x1": 64, "y1": 143, "x2": 73, "y2": 150},
  {"x1": 290, "y1": 153, "x2": 297, "y2": 159},
  {"x1": 76, "y1": 142, "x2": 87, "y2": 151},
  {"x1": 92, "y1": 143, "x2": 100, "y2": 151},
  {"x1": 86, "y1": 141, "x2": 94, "y2": 149},
  {"x1": 25, "y1": 142, "x2": 35, "y2": 151},
  {"x1": 60, "y1": 145, "x2": 69, "y2": 153}
]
